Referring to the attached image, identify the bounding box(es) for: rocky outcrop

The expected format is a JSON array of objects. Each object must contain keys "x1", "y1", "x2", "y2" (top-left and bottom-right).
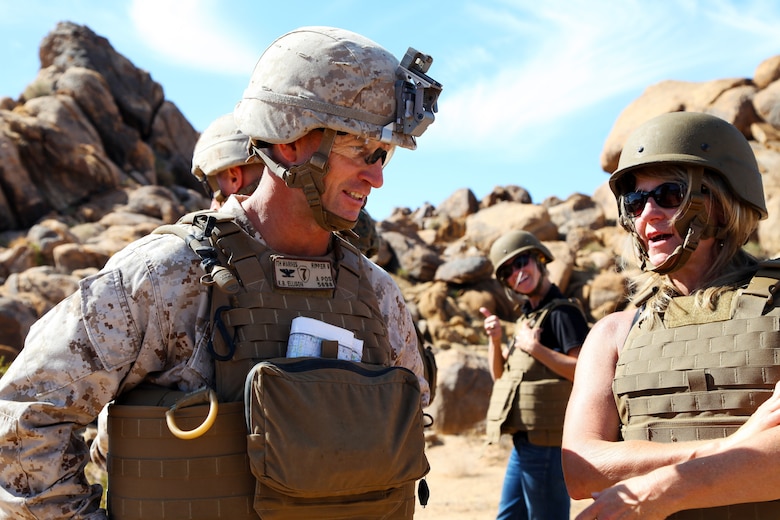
[{"x1": 3, "y1": 22, "x2": 780, "y2": 435}]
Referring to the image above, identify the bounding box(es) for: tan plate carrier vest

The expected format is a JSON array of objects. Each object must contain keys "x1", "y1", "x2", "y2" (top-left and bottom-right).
[
  {"x1": 613, "y1": 260, "x2": 780, "y2": 519},
  {"x1": 106, "y1": 212, "x2": 394, "y2": 520},
  {"x1": 486, "y1": 298, "x2": 582, "y2": 446}
]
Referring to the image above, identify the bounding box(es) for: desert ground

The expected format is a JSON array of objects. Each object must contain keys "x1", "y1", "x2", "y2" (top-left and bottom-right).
[{"x1": 417, "y1": 432, "x2": 592, "y2": 520}]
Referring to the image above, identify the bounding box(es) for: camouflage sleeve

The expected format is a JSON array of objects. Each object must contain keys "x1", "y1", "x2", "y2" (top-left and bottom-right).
[
  {"x1": 365, "y1": 260, "x2": 430, "y2": 407},
  {"x1": 0, "y1": 233, "x2": 211, "y2": 519}
]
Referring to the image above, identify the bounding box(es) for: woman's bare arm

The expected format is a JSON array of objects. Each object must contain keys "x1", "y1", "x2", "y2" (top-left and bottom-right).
[{"x1": 561, "y1": 310, "x2": 719, "y2": 499}]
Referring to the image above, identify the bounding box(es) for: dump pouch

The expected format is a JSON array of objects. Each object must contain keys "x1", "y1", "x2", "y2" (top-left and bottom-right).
[{"x1": 244, "y1": 357, "x2": 429, "y2": 519}]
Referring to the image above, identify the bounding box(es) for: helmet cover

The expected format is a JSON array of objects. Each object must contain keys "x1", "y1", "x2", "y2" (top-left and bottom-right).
[
  {"x1": 192, "y1": 113, "x2": 259, "y2": 181},
  {"x1": 234, "y1": 26, "x2": 441, "y2": 149}
]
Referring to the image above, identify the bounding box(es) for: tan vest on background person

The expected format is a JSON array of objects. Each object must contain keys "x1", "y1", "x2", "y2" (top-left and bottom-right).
[
  {"x1": 613, "y1": 260, "x2": 780, "y2": 519},
  {"x1": 107, "y1": 212, "x2": 396, "y2": 520},
  {"x1": 486, "y1": 298, "x2": 583, "y2": 446}
]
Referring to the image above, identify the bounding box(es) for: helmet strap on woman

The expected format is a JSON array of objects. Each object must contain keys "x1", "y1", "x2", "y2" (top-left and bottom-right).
[
  {"x1": 250, "y1": 129, "x2": 359, "y2": 234},
  {"x1": 636, "y1": 167, "x2": 724, "y2": 275}
]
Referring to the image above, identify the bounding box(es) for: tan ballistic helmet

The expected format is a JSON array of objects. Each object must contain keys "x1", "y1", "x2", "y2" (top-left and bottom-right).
[
  {"x1": 192, "y1": 114, "x2": 263, "y2": 202},
  {"x1": 233, "y1": 26, "x2": 442, "y2": 233},
  {"x1": 609, "y1": 112, "x2": 766, "y2": 274},
  {"x1": 489, "y1": 230, "x2": 554, "y2": 277},
  {"x1": 234, "y1": 26, "x2": 441, "y2": 149},
  {"x1": 610, "y1": 111, "x2": 766, "y2": 219},
  {"x1": 192, "y1": 113, "x2": 256, "y2": 181}
]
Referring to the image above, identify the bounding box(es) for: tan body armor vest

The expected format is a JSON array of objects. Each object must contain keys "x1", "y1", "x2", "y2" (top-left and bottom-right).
[
  {"x1": 613, "y1": 261, "x2": 780, "y2": 519},
  {"x1": 107, "y1": 212, "x2": 395, "y2": 520},
  {"x1": 486, "y1": 299, "x2": 581, "y2": 446},
  {"x1": 200, "y1": 213, "x2": 392, "y2": 401}
]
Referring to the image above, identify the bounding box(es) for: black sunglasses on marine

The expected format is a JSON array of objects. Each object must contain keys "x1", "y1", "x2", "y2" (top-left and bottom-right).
[
  {"x1": 621, "y1": 182, "x2": 687, "y2": 218},
  {"x1": 497, "y1": 253, "x2": 532, "y2": 281}
]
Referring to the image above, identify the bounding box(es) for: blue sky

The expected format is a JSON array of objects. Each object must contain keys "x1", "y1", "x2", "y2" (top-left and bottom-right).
[{"x1": 3, "y1": 1, "x2": 780, "y2": 221}]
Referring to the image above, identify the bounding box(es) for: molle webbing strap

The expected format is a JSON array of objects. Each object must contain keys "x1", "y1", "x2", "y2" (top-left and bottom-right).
[
  {"x1": 513, "y1": 380, "x2": 573, "y2": 431},
  {"x1": 622, "y1": 388, "x2": 771, "y2": 417},
  {"x1": 615, "y1": 316, "x2": 780, "y2": 422},
  {"x1": 734, "y1": 260, "x2": 780, "y2": 319},
  {"x1": 614, "y1": 365, "x2": 780, "y2": 396},
  {"x1": 506, "y1": 345, "x2": 559, "y2": 379},
  {"x1": 107, "y1": 400, "x2": 258, "y2": 520},
  {"x1": 208, "y1": 219, "x2": 274, "y2": 293},
  {"x1": 614, "y1": 282, "x2": 780, "y2": 445},
  {"x1": 198, "y1": 217, "x2": 391, "y2": 400},
  {"x1": 615, "y1": 315, "x2": 780, "y2": 369},
  {"x1": 221, "y1": 292, "x2": 388, "y2": 362},
  {"x1": 505, "y1": 298, "x2": 583, "y2": 375}
]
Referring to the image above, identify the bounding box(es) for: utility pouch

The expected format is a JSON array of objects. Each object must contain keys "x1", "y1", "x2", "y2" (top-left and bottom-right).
[{"x1": 244, "y1": 357, "x2": 429, "y2": 519}]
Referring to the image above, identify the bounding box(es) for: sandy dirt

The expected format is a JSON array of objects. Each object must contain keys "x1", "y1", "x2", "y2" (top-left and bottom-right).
[{"x1": 416, "y1": 432, "x2": 592, "y2": 519}]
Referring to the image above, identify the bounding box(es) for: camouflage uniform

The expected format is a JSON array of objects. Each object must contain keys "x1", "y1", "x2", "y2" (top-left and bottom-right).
[{"x1": 0, "y1": 196, "x2": 428, "y2": 519}]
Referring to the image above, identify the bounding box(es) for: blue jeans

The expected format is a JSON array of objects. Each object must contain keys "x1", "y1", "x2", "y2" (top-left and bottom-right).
[{"x1": 495, "y1": 432, "x2": 570, "y2": 520}]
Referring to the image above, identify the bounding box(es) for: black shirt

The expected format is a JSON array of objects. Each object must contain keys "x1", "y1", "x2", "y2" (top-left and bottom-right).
[{"x1": 520, "y1": 284, "x2": 589, "y2": 355}]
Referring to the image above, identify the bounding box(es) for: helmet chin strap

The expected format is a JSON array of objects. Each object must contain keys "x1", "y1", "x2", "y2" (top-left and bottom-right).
[
  {"x1": 249, "y1": 129, "x2": 359, "y2": 233},
  {"x1": 638, "y1": 168, "x2": 723, "y2": 275}
]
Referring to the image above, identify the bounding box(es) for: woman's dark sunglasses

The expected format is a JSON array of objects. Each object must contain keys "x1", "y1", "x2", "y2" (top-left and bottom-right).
[
  {"x1": 497, "y1": 253, "x2": 532, "y2": 281},
  {"x1": 621, "y1": 182, "x2": 686, "y2": 218}
]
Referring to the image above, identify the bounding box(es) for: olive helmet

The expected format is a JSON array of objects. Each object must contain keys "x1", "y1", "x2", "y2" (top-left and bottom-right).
[
  {"x1": 233, "y1": 26, "x2": 442, "y2": 232},
  {"x1": 609, "y1": 111, "x2": 766, "y2": 274},
  {"x1": 191, "y1": 113, "x2": 262, "y2": 203},
  {"x1": 489, "y1": 230, "x2": 554, "y2": 278}
]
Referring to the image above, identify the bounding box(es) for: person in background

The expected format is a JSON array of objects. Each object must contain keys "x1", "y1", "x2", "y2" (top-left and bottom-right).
[
  {"x1": 191, "y1": 112, "x2": 264, "y2": 210},
  {"x1": 481, "y1": 229, "x2": 589, "y2": 520},
  {"x1": 0, "y1": 25, "x2": 442, "y2": 519},
  {"x1": 562, "y1": 111, "x2": 780, "y2": 519}
]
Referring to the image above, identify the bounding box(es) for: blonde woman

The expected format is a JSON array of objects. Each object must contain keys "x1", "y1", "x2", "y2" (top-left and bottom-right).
[{"x1": 563, "y1": 111, "x2": 780, "y2": 519}]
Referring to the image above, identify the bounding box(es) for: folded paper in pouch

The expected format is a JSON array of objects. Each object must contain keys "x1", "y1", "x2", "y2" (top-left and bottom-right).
[{"x1": 287, "y1": 316, "x2": 364, "y2": 361}]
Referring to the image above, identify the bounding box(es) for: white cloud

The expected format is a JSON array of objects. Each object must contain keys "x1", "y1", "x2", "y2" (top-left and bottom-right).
[
  {"x1": 129, "y1": 0, "x2": 257, "y2": 75},
  {"x1": 426, "y1": 0, "x2": 780, "y2": 154}
]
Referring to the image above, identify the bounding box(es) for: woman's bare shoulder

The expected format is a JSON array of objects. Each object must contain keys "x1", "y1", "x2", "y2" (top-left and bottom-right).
[{"x1": 585, "y1": 308, "x2": 639, "y2": 352}]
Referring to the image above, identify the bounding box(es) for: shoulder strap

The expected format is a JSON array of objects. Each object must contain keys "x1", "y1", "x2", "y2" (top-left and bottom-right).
[
  {"x1": 153, "y1": 210, "x2": 239, "y2": 293},
  {"x1": 507, "y1": 297, "x2": 586, "y2": 358},
  {"x1": 332, "y1": 233, "x2": 362, "y2": 300},
  {"x1": 527, "y1": 297, "x2": 586, "y2": 329},
  {"x1": 734, "y1": 260, "x2": 780, "y2": 319}
]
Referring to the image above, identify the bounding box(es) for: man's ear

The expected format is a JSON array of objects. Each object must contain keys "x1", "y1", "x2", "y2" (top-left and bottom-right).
[
  {"x1": 226, "y1": 165, "x2": 243, "y2": 186},
  {"x1": 274, "y1": 131, "x2": 321, "y2": 164},
  {"x1": 274, "y1": 141, "x2": 298, "y2": 163}
]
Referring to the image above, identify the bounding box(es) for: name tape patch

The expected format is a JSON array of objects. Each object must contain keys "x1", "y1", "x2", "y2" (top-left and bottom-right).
[{"x1": 273, "y1": 257, "x2": 335, "y2": 290}]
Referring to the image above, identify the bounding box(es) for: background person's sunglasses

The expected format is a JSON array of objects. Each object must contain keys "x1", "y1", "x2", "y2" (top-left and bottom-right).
[
  {"x1": 497, "y1": 253, "x2": 532, "y2": 280},
  {"x1": 621, "y1": 182, "x2": 686, "y2": 217}
]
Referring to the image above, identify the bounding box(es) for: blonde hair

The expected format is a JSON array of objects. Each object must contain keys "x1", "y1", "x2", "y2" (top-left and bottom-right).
[{"x1": 620, "y1": 165, "x2": 761, "y2": 321}]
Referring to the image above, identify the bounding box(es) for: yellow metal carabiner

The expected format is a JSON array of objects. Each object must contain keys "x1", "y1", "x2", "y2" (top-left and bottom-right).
[{"x1": 165, "y1": 387, "x2": 219, "y2": 440}]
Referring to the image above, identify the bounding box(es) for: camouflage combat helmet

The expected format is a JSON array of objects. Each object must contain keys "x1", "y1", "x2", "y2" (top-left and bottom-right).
[
  {"x1": 234, "y1": 26, "x2": 442, "y2": 233},
  {"x1": 609, "y1": 111, "x2": 766, "y2": 274},
  {"x1": 489, "y1": 230, "x2": 554, "y2": 278},
  {"x1": 191, "y1": 113, "x2": 262, "y2": 204}
]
